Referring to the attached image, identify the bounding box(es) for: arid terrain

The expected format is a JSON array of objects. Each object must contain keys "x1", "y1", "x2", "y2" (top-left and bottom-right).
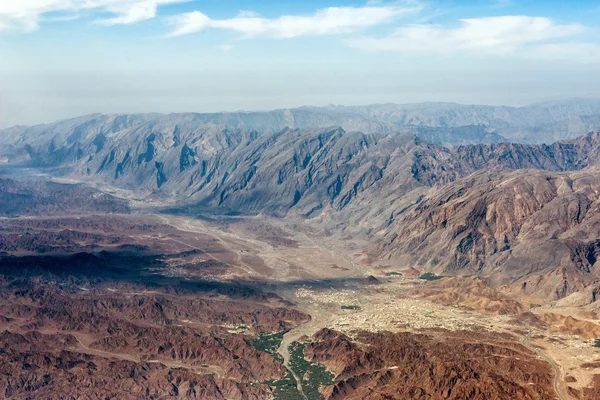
[
  {"x1": 1, "y1": 188, "x2": 600, "y2": 399},
  {"x1": 2, "y1": 108, "x2": 600, "y2": 399}
]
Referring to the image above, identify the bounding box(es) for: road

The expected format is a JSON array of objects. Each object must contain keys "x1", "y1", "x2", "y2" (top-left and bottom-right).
[{"x1": 519, "y1": 337, "x2": 568, "y2": 400}]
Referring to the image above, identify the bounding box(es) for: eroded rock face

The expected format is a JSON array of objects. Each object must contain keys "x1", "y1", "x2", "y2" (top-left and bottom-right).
[
  {"x1": 450, "y1": 131, "x2": 600, "y2": 173},
  {"x1": 4, "y1": 109, "x2": 600, "y2": 222},
  {"x1": 305, "y1": 329, "x2": 556, "y2": 400},
  {"x1": 372, "y1": 165, "x2": 600, "y2": 299},
  {"x1": 5, "y1": 121, "x2": 600, "y2": 299}
]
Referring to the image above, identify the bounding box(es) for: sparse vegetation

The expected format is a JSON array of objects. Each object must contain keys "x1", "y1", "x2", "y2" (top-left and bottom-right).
[
  {"x1": 341, "y1": 305, "x2": 361, "y2": 310},
  {"x1": 231, "y1": 324, "x2": 249, "y2": 333},
  {"x1": 419, "y1": 272, "x2": 443, "y2": 281},
  {"x1": 385, "y1": 272, "x2": 403, "y2": 277}
]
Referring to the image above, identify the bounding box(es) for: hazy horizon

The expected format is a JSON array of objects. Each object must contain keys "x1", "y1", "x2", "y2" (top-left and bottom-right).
[
  {"x1": 1, "y1": 0, "x2": 599, "y2": 128},
  {"x1": 4, "y1": 95, "x2": 600, "y2": 130}
]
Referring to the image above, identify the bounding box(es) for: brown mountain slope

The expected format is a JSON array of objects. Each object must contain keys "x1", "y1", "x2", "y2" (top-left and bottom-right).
[
  {"x1": 305, "y1": 328, "x2": 556, "y2": 400},
  {"x1": 416, "y1": 276, "x2": 527, "y2": 314},
  {"x1": 2, "y1": 110, "x2": 599, "y2": 225},
  {"x1": 372, "y1": 166, "x2": 600, "y2": 299}
]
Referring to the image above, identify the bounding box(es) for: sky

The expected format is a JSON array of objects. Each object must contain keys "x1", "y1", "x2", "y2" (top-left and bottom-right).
[{"x1": 0, "y1": 0, "x2": 599, "y2": 127}]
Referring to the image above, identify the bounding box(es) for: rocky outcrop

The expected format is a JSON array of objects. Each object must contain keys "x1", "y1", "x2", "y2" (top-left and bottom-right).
[
  {"x1": 305, "y1": 328, "x2": 556, "y2": 400},
  {"x1": 452, "y1": 131, "x2": 600, "y2": 173}
]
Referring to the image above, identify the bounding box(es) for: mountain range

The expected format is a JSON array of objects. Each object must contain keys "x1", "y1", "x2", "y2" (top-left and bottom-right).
[
  {"x1": 3, "y1": 98, "x2": 600, "y2": 147},
  {"x1": 5, "y1": 99, "x2": 600, "y2": 399},
  {"x1": 3, "y1": 99, "x2": 600, "y2": 300}
]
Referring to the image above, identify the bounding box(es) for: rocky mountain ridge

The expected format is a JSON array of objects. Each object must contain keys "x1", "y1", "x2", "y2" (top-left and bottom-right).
[
  {"x1": 371, "y1": 164, "x2": 600, "y2": 299},
  {"x1": 3, "y1": 116, "x2": 600, "y2": 222},
  {"x1": 3, "y1": 109, "x2": 600, "y2": 299}
]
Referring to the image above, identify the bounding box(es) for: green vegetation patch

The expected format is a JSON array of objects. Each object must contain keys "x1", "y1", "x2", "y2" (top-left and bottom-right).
[
  {"x1": 267, "y1": 372, "x2": 304, "y2": 400},
  {"x1": 385, "y1": 272, "x2": 403, "y2": 277},
  {"x1": 251, "y1": 330, "x2": 300, "y2": 398},
  {"x1": 251, "y1": 330, "x2": 288, "y2": 363},
  {"x1": 341, "y1": 305, "x2": 361, "y2": 310},
  {"x1": 288, "y1": 342, "x2": 335, "y2": 400},
  {"x1": 419, "y1": 272, "x2": 444, "y2": 281},
  {"x1": 594, "y1": 338, "x2": 600, "y2": 348},
  {"x1": 251, "y1": 332, "x2": 334, "y2": 400}
]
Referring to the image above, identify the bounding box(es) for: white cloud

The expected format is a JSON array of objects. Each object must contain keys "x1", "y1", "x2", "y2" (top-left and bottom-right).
[
  {"x1": 0, "y1": 0, "x2": 188, "y2": 33},
  {"x1": 348, "y1": 16, "x2": 586, "y2": 56},
  {"x1": 167, "y1": 4, "x2": 422, "y2": 38},
  {"x1": 216, "y1": 44, "x2": 234, "y2": 53}
]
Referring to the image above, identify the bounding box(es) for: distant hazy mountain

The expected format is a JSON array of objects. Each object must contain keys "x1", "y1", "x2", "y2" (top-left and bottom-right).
[
  {"x1": 318, "y1": 98, "x2": 600, "y2": 143},
  {"x1": 2, "y1": 98, "x2": 600, "y2": 150}
]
